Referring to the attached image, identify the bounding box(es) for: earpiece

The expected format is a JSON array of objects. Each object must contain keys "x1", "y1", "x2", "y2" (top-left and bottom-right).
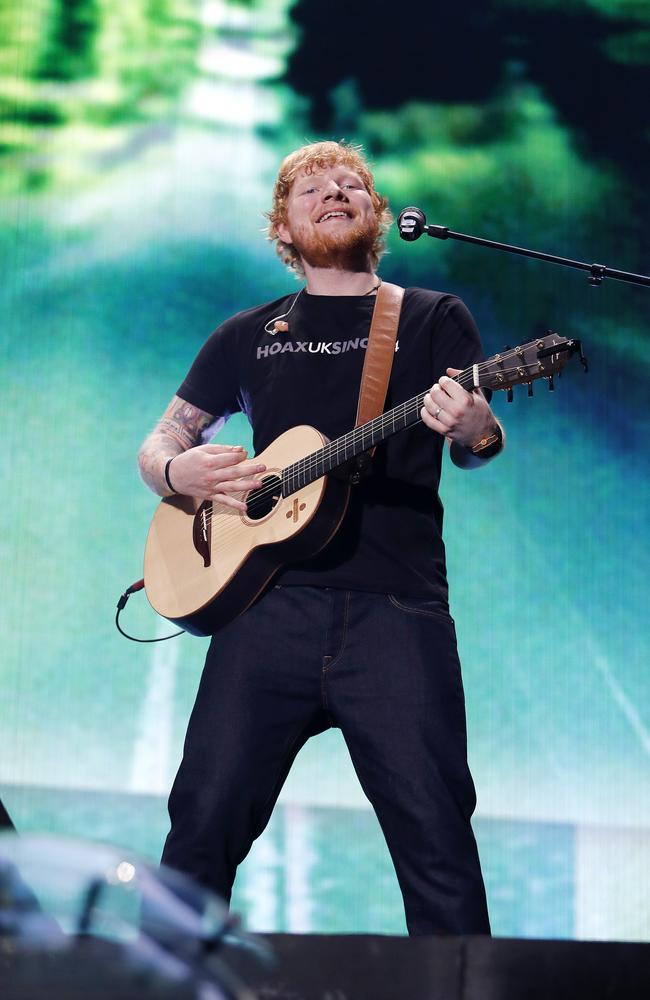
[{"x1": 263, "y1": 289, "x2": 304, "y2": 335}]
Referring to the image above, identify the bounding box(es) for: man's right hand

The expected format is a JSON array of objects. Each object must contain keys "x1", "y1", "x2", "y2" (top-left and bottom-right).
[{"x1": 167, "y1": 445, "x2": 266, "y2": 511}]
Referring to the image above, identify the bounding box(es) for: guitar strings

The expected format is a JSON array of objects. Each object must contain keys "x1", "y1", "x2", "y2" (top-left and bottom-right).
[
  {"x1": 192, "y1": 343, "x2": 565, "y2": 539},
  {"x1": 273, "y1": 347, "x2": 563, "y2": 495},
  {"x1": 196, "y1": 379, "x2": 558, "y2": 551},
  {"x1": 199, "y1": 347, "x2": 561, "y2": 534}
]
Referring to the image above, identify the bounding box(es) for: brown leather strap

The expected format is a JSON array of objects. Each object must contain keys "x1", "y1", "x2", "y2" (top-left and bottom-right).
[{"x1": 355, "y1": 281, "x2": 404, "y2": 435}]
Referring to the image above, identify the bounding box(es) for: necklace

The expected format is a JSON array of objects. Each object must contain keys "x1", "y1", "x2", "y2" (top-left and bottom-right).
[
  {"x1": 265, "y1": 278, "x2": 382, "y2": 335},
  {"x1": 364, "y1": 278, "x2": 382, "y2": 296}
]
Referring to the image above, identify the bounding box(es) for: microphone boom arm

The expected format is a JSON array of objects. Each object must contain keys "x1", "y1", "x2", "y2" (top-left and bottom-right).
[{"x1": 399, "y1": 208, "x2": 650, "y2": 288}]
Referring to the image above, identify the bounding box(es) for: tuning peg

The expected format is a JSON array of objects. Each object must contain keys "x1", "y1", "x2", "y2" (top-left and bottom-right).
[
  {"x1": 527, "y1": 382, "x2": 534, "y2": 397},
  {"x1": 506, "y1": 387, "x2": 514, "y2": 403},
  {"x1": 547, "y1": 375, "x2": 555, "y2": 391}
]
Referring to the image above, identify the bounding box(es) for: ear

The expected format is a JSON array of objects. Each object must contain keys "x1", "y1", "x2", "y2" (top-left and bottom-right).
[{"x1": 276, "y1": 220, "x2": 292, "y2": 245}]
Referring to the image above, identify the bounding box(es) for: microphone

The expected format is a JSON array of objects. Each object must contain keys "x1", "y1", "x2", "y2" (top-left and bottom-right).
[{"x1": 397, "y1": 206, "x2": 426, "y2": 241}]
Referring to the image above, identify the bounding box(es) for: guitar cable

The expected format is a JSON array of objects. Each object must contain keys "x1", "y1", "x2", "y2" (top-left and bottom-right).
[{"x1": 115, "y1": 579, "x2": 184, "y2": 643}]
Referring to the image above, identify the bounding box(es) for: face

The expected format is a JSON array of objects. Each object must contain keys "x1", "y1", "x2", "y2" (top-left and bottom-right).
[{"x1": 277, "y1": 163, "x2": 380, "y2": 272}]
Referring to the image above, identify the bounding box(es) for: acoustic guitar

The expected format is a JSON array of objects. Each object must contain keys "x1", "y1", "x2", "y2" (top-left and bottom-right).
[{"x1": 144, "y1": 332, "x2": 586, "y2": 636}]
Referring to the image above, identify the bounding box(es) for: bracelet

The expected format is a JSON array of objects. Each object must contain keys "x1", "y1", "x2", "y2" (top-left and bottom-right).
[
  {"x1": 470, "y1": 423, "x2": 503, "y2": 458},
  {"x1": 164, "y1": 457, "x2": 177, "y2": 493}
]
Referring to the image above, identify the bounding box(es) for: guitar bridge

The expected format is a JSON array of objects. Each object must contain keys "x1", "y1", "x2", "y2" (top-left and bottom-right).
[{"x1": 192, "y1": 501, "x2": 212, "y2": 567}]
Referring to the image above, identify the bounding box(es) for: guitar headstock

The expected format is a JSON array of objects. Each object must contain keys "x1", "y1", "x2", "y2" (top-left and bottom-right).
[{"x1": 476, "y1": 332, "x2": 588, "y2": 398}]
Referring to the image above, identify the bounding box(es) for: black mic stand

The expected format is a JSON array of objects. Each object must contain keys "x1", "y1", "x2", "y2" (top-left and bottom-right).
[{"x1": 397, "y1": 207, "x2": 650, "y2": 288}]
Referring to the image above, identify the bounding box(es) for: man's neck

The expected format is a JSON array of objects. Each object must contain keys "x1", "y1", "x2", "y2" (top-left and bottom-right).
[{"x1": 303, "y1": 263, "x2": 378, "y2": 296}]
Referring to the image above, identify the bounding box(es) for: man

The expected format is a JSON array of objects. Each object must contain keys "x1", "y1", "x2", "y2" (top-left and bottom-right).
[{"x1": 138, "y1": 141, "x2": 503, "y2": 935}]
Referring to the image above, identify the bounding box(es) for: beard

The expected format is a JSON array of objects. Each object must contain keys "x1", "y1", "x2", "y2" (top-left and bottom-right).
[{"x1": 290, "y1": 213, "x2": 380, "y2": 272}]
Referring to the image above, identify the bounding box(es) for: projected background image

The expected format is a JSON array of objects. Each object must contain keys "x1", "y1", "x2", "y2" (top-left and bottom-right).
[{"x1": 1, "y1": 0, "x2": 649, "y2": 939}]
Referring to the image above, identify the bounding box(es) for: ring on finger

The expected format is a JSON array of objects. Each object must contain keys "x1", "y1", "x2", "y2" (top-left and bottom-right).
[{"x1": 434, "y1": 406, "x2": 443, "y2": 420}]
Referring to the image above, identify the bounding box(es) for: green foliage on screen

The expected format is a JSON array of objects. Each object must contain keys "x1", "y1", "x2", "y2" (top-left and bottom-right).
[{"x1": 0, "y1": 0, "x2": 201, "y2": 162}]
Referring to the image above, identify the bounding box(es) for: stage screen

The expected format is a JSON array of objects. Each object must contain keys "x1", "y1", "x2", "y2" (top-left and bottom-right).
[{"x1": 1, "y1": 0, "x2": 649, "y2": 939}]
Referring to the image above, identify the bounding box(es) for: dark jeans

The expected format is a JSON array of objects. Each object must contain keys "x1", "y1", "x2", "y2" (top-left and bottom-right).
[{"x1": 161, "y1": 586, "x2": 490, "y2": 935}]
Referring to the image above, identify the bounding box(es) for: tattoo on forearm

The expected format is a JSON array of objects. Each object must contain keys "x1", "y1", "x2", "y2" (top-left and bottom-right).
[
  {"x1": 160, "y1": 399, "x2": 215, "y2": 448},
  {"x1": 138, "y1": 439, "x2": 181, "y2": 496},
  {"x1": 138, "y1": 396, "x2": 216, "y2": 496}
]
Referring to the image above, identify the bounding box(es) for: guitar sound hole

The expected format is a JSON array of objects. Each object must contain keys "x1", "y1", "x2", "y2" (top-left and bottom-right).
[{"x1": 245, "y1": 474, "x2": 283, "y2": 521}]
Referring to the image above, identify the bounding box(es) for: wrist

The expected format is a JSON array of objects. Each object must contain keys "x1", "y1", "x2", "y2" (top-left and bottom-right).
[
  {"x1": 164, "y1": 456, "x2": 178, "y2": 494},
  {"x1": 469, "y1": 421, "x2": 503, "y2": 458}
]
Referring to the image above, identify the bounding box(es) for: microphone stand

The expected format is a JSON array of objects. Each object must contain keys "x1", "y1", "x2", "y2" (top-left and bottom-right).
[{"x1": 399, "y1": 210, "x2": 650, "y2": 288}]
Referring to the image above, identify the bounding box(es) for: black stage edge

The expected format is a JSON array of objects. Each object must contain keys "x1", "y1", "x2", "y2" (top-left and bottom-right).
[
  {"x1": 2, "y1": 934, "x2": 649, "y2": 997},
  {"x1": 0, "y1": 795, "x2": 15, "y2": 830},
  {"x1": 225, "y1": 934, "x2": 650, "y2": 1000}
]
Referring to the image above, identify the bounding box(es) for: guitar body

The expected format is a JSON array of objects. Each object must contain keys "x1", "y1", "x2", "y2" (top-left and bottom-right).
[{"x1": 144, "y1": 425, "x2": 350, "y2": 636}]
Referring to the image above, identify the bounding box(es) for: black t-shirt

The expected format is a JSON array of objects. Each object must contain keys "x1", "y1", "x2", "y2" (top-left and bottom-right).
[{"x1": 177, "y1": 287, "x2": 485, "y2": 599}]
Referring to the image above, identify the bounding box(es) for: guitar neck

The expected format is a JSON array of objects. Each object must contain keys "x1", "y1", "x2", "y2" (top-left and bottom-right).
[
  {"x1": 282, "y1": 389, "x2": 428, "y2": 497},
  {"x1": 280, "y1": 332, "x2": 584, "y2": 498}
]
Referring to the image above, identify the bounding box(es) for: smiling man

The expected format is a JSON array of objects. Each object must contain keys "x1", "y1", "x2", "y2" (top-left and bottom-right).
[{"x1": 138, "y1": 140, "x2": 503, "y2": 935}]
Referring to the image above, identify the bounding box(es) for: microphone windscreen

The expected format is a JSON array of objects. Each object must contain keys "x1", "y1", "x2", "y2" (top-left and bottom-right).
[{"x1": 397, "y1": 206, "x2": 426, "y2": 241}]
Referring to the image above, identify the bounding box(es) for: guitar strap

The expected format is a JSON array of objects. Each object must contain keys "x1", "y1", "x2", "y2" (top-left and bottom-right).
[{"x1": 349, "y1": 280, "x2": 404, "y2": 482}]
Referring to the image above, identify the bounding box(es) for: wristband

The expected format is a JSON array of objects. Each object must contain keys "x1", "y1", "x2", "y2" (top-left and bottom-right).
[
  {"x1": 470, "y1": 423, "x2": 503, "y2": 458},
  {"x1": 164, "y1": 457, "x2": 177, "y2": 493}
]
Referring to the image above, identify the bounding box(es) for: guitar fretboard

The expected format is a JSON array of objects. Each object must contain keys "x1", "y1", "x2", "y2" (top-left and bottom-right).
[
  {"x1": 281, "y1": 390, "x2": 429, "y2": 497},
  {"x1": 279, "y1": 334, "x2": 579, "y2": 497}
]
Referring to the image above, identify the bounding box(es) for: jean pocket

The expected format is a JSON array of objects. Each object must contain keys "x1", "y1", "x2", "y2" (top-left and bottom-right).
[{"x1": 387, "y1": 594, "x2": 454, "y2": 624}]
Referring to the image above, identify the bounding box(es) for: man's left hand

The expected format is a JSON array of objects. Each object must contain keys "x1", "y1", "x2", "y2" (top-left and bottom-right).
[{"x1": 421, "y1": 367, "x2": 498, "y2": 449}]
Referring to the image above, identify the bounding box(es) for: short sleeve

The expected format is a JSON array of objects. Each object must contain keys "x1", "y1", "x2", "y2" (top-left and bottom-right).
[
  {"x1": 176, "y1": 321, "x2": 242, "y2": 420},
  {"x1": 432, "y1": 295, "x2": 492, "y2": 401},
  {"x1": 433, "y1": 296, "x2": 484, "y2": 370}
]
